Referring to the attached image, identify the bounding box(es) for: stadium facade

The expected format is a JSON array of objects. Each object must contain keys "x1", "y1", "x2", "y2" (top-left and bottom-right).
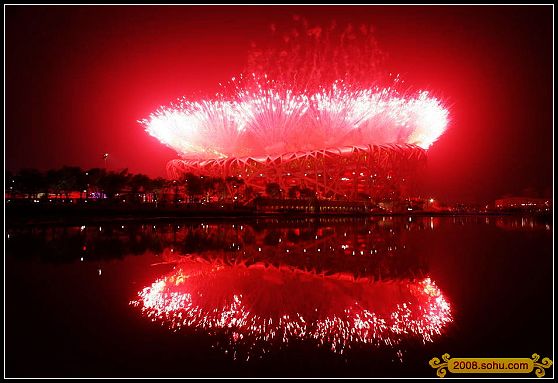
[{"x1": 167, "y1": 143, "x2": 426, "y2": 201}]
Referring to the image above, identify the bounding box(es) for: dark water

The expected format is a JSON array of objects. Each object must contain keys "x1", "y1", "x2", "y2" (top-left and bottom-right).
[{"x1": 5, "y1": 215, "x2": 553, "y2": 378}]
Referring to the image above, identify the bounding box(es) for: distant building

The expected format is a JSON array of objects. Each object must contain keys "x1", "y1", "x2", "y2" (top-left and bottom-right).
[{"x1": 495, "y1": 197, "x2": 551, "y2": 211}]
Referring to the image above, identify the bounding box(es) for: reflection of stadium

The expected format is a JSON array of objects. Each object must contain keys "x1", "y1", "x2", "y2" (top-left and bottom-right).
[
  {"x1": 167, "y1": 144, "x2": 426, "y2": 200},
  {"x1": 5, "y1": 216, "x2": 439, "y2": 266},
  {"x1": 160, "y1": 217, "x2": 431, "y2": 281},
  {"x1": 131, "y1": 217, "x2": 451, "y2": 357}
]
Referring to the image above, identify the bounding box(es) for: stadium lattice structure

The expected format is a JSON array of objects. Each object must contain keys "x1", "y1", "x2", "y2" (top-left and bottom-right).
[{"x1": 167, "y1": 143, "x2": 426, "y2": 200}]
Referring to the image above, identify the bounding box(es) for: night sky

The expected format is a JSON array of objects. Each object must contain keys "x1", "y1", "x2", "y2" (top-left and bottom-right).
[{"x1": 5, "y1": 5, "x2": 553, "y2": 203}]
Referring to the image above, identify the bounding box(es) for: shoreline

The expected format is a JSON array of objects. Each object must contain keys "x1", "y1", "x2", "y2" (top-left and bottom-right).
[{"x1": 5, "y1": 204, "x2": 552, "y2": 227}]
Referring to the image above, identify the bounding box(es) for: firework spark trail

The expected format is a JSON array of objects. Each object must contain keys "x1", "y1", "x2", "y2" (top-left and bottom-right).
[
  {"x1": 246, "y1": 16, "x2": 386, "y2": 91},
  {"x1": 233, "y1": 80, "x2": 310, "y2": 155},
  {"x1": 307, "y1": 82, "x2": 375, "y2": 148},
  {"x1": 140, "y1": 76, "x2": 449, "y2": 159},
  {"x1": 130, "y1": 260, "x2": 453, "y2": 357},
  {"x1": 142, "y1": 17, "x2": 448, "y2": 161}
]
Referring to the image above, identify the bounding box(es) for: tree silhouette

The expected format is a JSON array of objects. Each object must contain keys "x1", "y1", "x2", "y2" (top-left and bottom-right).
[
  {"x1": 151, "y1": 177, "x2": 168, "y2": 205},
  {"x1": 288, "y1": 185, "x2": 301, "y2": 199},
  {"x1": 99, "y1": 169, "x2": 129, "y2": 199},
  {"x1": 129, "y1": 173, "x2": 152, "y2": 203},
  {"x1": 6, "y1": 170, "x2": 16, "y2": 198},
  {"x1": 204, "y1": 177, "x2": 226, "y2": 201},
  {"x1": 17, "y1": 168, "x2": 45, "y2": 199},
  {"x1": 225, "y1": 176, "x2": 245, "y2": 201},
  {"x1": 182, "y1": 173, "x2": 203, "y2": 202},
  {"x1": 265, "y1": 182, "x2": 282, "y2": 198},
  {"x1": 85, "y1": 168, "x2": 106, "y2": 198},
  {"x1": 300, "y1": 187, "x2": 316, "y2": 200}
]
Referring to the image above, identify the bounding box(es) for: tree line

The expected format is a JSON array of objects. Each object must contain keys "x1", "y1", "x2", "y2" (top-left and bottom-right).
[
  {"x1": 5, "y1": 166, "x2": 320, "y2": 204},
  {"x1": 6, "y1": 167, "x2": 166, "y2": 202}
]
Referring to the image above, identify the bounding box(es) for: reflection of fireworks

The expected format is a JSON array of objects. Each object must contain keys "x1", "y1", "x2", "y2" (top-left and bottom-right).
[
  {"x1": 140, "y1": 77, "x2": 448, "y2": 159},
  {"x1": 130, "y1": 259, "x2": 452, "y2": 358}
]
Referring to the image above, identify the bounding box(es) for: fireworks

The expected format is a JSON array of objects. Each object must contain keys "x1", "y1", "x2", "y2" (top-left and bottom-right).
[
  {"x1": 141, "y1": 17, "x2": 449, "y2": 200},
  {"x1": 130, "y1": 258, "x2": 452, "y2": 358},
  {"x1": 245, "y1": 15, "x2": 387, "y2": 91},
  {"x1": 140, "y1": 77, "x2": 448, "y2": 159}
]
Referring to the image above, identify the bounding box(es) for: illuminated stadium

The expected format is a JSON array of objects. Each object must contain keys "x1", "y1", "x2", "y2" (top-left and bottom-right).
[
  {"x1": 141, "y1": 78, "x2": 446, "y2": 201},
  {"x1": 166, "y1": 143, "x2": 427, "y2": 200},
  {"x1": 141, "y1": 17, "x2": 449, "y2": 201}
]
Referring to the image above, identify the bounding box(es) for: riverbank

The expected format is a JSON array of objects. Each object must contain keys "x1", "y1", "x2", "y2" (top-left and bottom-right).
[{"x1": 5, "y1": 202, "x2": 552, "y2": 227}]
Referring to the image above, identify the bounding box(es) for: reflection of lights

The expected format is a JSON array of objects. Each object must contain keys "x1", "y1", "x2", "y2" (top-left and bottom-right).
[{"x1": 131, "y1": 260, "x2": 452, "y2": 358}]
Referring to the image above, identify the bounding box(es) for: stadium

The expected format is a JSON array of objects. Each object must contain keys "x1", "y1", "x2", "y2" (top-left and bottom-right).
[
  {"x1": 167, "y1": 143, "x2": 427, "y2": 200},
  {"x1": 142, "y1": 79, "x2": 446, "y2": 202}
]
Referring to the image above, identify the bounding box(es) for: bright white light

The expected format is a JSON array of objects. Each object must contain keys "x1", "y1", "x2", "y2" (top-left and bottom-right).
[{"x1": 141, "y1": 77, "x2": 448, "y2": 159}]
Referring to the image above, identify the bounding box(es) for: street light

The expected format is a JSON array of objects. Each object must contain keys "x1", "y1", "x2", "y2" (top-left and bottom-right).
[{"x1": 103, "y1": 153, "x2": 109, "y2": 169}]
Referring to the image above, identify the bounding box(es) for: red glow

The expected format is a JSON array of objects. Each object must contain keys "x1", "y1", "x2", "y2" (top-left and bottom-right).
[
  {"x1": 6, "y1": 6, "x2": 551, "y2": 202},
  {"x1": 131, "y1": 258, "x2": 452, "y2": 357},
  {"x1": 141, "y1": 77, "x2": 448, "y2": 160}
]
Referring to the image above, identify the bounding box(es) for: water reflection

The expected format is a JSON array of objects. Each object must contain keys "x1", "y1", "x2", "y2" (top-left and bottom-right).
[
  {"x1": 131, "y1": 260, "x2": 450, "y2": 358},
  {"x1": 163, "y1": 218, "x2": 429, "y2": 281},
  {"x1": 6, "y1": 215, "x2": 549, "y2": 264},
  {"x1": 494, "y1": 216, "x2": 552, "y2": 231},
  {"x1": 127, "y1": 218, "x2": 454, "y2": 359},
  {"x1": 8, "y1": 215, "x2": 549, "y2": 359},
  {"x1": 5, "y1": 214, "x2": 552, "y2": 376}
]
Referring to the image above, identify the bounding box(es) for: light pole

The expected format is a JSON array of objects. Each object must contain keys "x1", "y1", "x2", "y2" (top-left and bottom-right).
[{"x1": 103, "y1": 153, "x2": 109, "y2": 170}]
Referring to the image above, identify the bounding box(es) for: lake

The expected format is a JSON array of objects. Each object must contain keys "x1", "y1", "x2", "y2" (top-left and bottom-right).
[{"x1": 5, "y1": 215, "x2": 553, "y2": 378}]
